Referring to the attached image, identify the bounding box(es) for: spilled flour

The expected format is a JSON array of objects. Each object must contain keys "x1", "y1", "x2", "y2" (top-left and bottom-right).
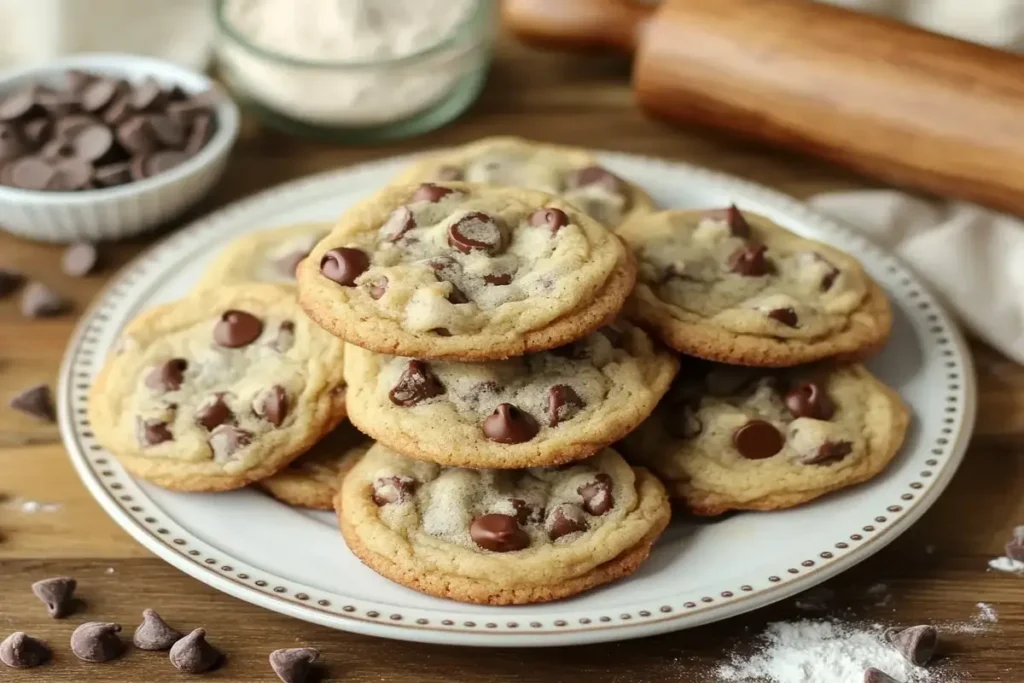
[{"x1": 988, "y1": 556, "x2": 1024, "y2": 574}]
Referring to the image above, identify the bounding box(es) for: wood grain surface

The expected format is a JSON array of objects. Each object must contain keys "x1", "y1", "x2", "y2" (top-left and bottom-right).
[{"x1": 1, "y1": 37, "x2": 1021, "y2": 683}]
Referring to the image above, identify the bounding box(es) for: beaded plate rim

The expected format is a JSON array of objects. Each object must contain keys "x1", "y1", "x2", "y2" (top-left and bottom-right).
[{"x1": 58, "y1": 149, "x2": 976, "y2": 647}]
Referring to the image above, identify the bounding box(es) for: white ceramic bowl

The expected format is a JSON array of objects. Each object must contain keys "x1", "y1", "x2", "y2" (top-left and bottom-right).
[{"x1": 0, "y1": 53, "x2": 240, "y2": 243}]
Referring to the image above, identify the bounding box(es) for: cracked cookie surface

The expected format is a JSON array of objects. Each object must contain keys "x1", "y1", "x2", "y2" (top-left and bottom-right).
[
  {"x1": 621, "y1": 360, "x2": 909, "y2": 515},
  {"x1": 338, "y1": 444, "x2": 670, "y2": 605},
  {"x1": 298, "y1": 182, "x2": 635, "y2": 360},
  {"x1": 618, "y1": 208, "x2": 892, "y2": 366},
  {"x1": 88, "y1": 284, "x2": 347, "y2": 492},
  {"x1": 195, "y1": 223, "x2": 332, "y2": 290}
]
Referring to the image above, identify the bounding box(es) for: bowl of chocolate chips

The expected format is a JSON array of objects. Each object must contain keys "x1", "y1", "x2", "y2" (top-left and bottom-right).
[{"x1": 0, "y1": 53, "x2": 240, "y2": 243}]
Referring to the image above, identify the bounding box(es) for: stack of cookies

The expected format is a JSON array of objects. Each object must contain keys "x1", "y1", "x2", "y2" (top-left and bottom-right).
[{"x1": 89, "y1": 136, "x2": 909, "y2": 606}]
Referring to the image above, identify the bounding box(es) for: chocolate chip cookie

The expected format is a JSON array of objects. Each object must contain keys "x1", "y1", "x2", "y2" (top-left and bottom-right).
[
  {"x1": 344, "y1": 321, "x2": 678, "y2": 468},
  {"x1": 621, "y1": 360, "x2": 910, "y2": 515},
  {"x1": 618, "y1": 208, "x2": 892, "y2": 367},
  {"x1": 88, "y1": 283, "x2": 347, "y2": 492},
  {"x1": 195, "y1": 223, "x2": 331, "y2": 290},
  {"x1": 259, "y1": 420, "x2": 371, "y2": 510},
  {"x1": 297, "y1": 182, "x2": 636, "y2": 360},
  {"x1": 338, "y1": 444, "x2": 670, "y2": 605},
  {"x1": 392, "y1": 136, "x2": 656, "y2": 228}
]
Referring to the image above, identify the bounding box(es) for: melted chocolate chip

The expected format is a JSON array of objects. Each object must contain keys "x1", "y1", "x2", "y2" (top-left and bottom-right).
[
  {"x1": 254, "y1": 385, "x2": 288, "y2": 427},
  {"x1": 448, "y1": 212, "x2": 506, "y2": 255},
  {"x1": 729, "y1": 244, "x2": 770, "y2": 276},
  {"x1": 144, "y1": 359, "x2": 188, "y2": 392},
  {"x1": 566, "y1": 165, "x2": 624, "y2": 194},
  {"x1": 272, "y1": 321, "x2": 295, "y2": 353},
  {"x1": 732, "y1": 420, "x2": 784, "y2": 459},
  {"x1": 379, "y1": 206, "x2": 416, "y2": 242},
  {"x1": 547, "y1": 384, "x2": 585, "y2": 426},
  {"x1": 768, "y1": 307, "x2": 798, "y2": 327},
  {"x1": 547, "y1": 504, "x2": 589, "y2": 540},
  {"x1": 470, "y1": 514, "x2": 530, "y2": 553},
  {"x1": 578, "y1": 473, "x2": 614, "y2": 515},
  {"x1": 371, "y1": 475, "x2": 416, "y2": 506},
  {"x1": 510, "y1": 498, "x2": 542, "y2": 526},
  {"x1": 388, "y1": 360, "x2": 445, "y2": 406},
  {"x1": 195, "y1": 394, "x2": 234, "y2": 431},
  {"x1": 213, "y1": 310, "x2": 263, "y2": 348},
  {"x1": 483, "y1": 272, "x2": 513, "y2": 286},
  {"x1": 805, "y1": 440, "x2": 853, "y2": 465},
  {"x1": 411, "y1": 183, "x2": 453, "y2": 203},
  {"x1": 366, "y1": 276, "x2": 388, "y2": 300},
  {"x1": 137, "y1": 418, "x2": 173, "y2": 446},
  {"x1": 705, "y1": 204, "x2": 752, "y2": 238},
  {"x1": 785, "y1": 382, "x2": 836, "y2": 420},
  {"x1": 320, "y1": 247, "x2": 370, "y2": 286},
  {"x1": 208, "y1": 425, "x2": 252, "y2": 462},
  {"x1": 528, "y1": 208, "x2": 570, "y2": 233},
  {"x1": 809, "y1": 252, "x2": 841, "y2": 291},
  {"x1": 482, "y1": 403, "x2": 539, "y2": 444}
]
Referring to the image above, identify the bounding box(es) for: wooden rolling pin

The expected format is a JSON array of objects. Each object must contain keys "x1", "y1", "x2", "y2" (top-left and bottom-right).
[{"x1": 503, "y1": 0, "x2": 1024, "y2": 215}]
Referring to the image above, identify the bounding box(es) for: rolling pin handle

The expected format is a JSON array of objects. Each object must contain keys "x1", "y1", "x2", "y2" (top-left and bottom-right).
[{"x1": 501, "y1": 0, "x2": 654, "y2": 54}]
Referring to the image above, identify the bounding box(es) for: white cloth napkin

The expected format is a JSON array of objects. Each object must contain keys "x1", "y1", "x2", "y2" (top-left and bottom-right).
[{"x1": 808, "y1": 192, "x2": 1024, "y2": 364}]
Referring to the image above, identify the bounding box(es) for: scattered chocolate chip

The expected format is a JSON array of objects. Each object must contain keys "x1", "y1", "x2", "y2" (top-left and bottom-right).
[
  {"x1": 133, "y1": 609, "x2": 183, "y2": 651},
  {"x1": 483, "y1": 272, "x2": 513, "y2": 286},
  {"x1": 366, "y1": 276, "x2": 388, "y2": 300},
  {"x1": 448, "y1": 212, "x2": 506, "y2": 255},
  {"x1": 884, "y1": 625, "x2": 938, "y2": 666},
  {"x1": 547, "y1": 504, "x2": 589, "y2": 540},
  {"x1": 169, "y1": 628, "x2": 220, "y2": 674},
  {"x1": 272, "y1": 321, "x2": 295, "y2": 353},
  {"x1": 411, "y1": 183, "x2": 453, "y2": 203},
  {"x1": 547, "y1": 384, "x2": 585, "y2": 426},
  {"x1": 0, "y1": 632, "x2": 50, "y2": 669},
  {"x1": 510, "y1": 498, "x2": 541, "y2": 526},
  {"x1": 729, "y1": 243, "x2": 770, "y2": 276},
  {"x1": 578, "y1": 473, "x2": 614, "y2": 515},
  {"x1": 254, "y1": 386, "x2": 288, "y2": 427},
  {"x1": 320, "y1": 247, "x2": 370, "y2": 286},
  {"x1": 209, "y1": 425, "x2": 252, "y2": 462},
  {"x1": 470, "y1": 514, "x2": 530, "y2": 552},
  {"x1": 388, "y1": 360, "x2": 445, "y2": 406},
  {"x1": 0, "y1": 268, "x2": 24, "y2": 297},
  {"x1": 137, "y1": 417, "x2": 173, "y2": 446},
  {"x1": 705, "y1": 204, "x2": 751, "y2": 238},
  {"x1": 433, "y1": 165, "x2": 463, "y2": 181},
  {"x1": 379, "y1": 206, "x2": 416, "y2": 242},
  {"x1": 270, "y1": 647, "x2": 319, "y2": 683},
  {"x1": 529, "y1": 208, "x2": 570, "y2": 233},
  {"x1": 20, "y1": 281, "x2": 68, "y2": 317},
  {"x1": 70, "y1": 622, "x2": 122, "y2": 663},
  {"x1": 1006, "y1": 526, "x2": 1024, "y2": 562},
  {"x1": 733, "y1": 420, "x2": 784, "y2": 459},
  {"x1": 768, "y1": 307, "x2": 798, "y2": 327},
  {"x1": 195, "y1": 393, "x2": 235, "y2": 431},
  {"x1": 61, "y1": 242, "x2": 99, "y2": 277},
  {"x1": 863, "y1": 668, "x2": 900, "y2": 683},
  {"x1": 785, "y1": 382, "x2": 836, "y2": 420},
  {"x1": 566, "y1": 165, "x2": 624, "y2": 194},
  {"x1": 482, "y1": 403, "x2": 539, "y2": 444},
  {"x1": 372, "y1": 475, "x2": 416, "y2": 506},
  {"x1": 804, "y1": 440, "x2": 853, "y2": 465},
  {"x1": 31, "y1": 576, "x2": 76, "y2": 618},
  {"x1": 214, "y1": 309, "x2": 263, "y2": 348},
  {"x1": 9, "y1": 384, "x2": 55, "y2": 422}
]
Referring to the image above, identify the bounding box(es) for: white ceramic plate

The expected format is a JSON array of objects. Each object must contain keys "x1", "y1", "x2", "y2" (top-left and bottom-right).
[{"x1": 59, "y1": 151, "x2": 975, "y2": 647}]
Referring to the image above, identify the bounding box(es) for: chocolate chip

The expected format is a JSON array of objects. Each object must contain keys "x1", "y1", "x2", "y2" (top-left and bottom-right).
[
  {"x1": 863, "y1": 668, "x2": 900, "y2": 683},
  {"x1": 379, "y1": 206, "x2": 416, "y2": 242},
  {"x1": 371, "y1": 475, "x2": 416, "y2": 506},
  {"x1": 482, "y1": 403, "x2": 539, "y2": 444},
  {"x1": 169, "y1": 628, "x2": 220, "y2": 674},
  {"x1": 129, "y1": 153, "x2": 150, "y2": 181},
  {"x1": 470, "y1": 514, "x2": 530, "y2": 552},
  {"x1": 54, "y1": 114, "x2": 98, "y2": 141},
  {"x1": 146, "y1": 149, "x2": 189, "y2": 176},
  {"x1": 804, "y1": 440, "x2": 853, "y2": 465},
  {"x1": 529, "y1": 208, "x2": 570, "y2": 233},
  {"x1": 0, "y1": 632, "x2": 50, "y2": 669},
  {"x1": 272, "y1": 321, "x2": 295, "y2": 353},
  {"x1": 411, "y1": 183, "x2": 453, "y2": 203},
  {"x1": 768, "y1": 307, "x2": 798, "y2": 327},
  {"x1": 270, "y1": 647, "x2": 319, "y2": 683},
  {"x1": 320, "y1": 247, "x2": 370, "y2": 286},
  {"x1": 81, "y1": 79, "x2": 124, "y2": 113},
  {"x1": 61, "y1": 242, "x2": 99, "y2": 277},
  {"x1": 431, "y1": 327, "x2": 452, "y2": 336},
  {"x1": 70, "y1": 622, "x2": 122, "y2": 663},
  {"x1": 441, "y1": 277, "x2": 469, "y2": 304},
  {"x1": 547, "y1": 384, "x2": 585, "y2": 426},
  {"x1": 733, "y1": 420, "x2": 784, "y2": 459},
  {"x1": 705, "y1": 204, "x2": 752, "y2": 238},
  {"x1": 9, "y1": 384, "x2": 55, "y2": 422},
  {"x1": 31, "y1": 577, "x2": 77, "y2": 618},
  {"x1": 71, "y1": 124, "x2": 115, "y2": 163},
  {"x1": 20, "y1": 281, "x2": 67, "y2": 317},
  {"x1": 0, "y1": 89, "x2": 43, "y2": 121},
  {"x1": 547, "y1": 504, "x2": 589, "y2": 540},
  {"x1": 388, "y1": 360, "x2": 445, "y2": 406},
  {"x1": 884, "y1": 625, "x2": 938, "y2": 666},
  {"x1": 133, "y1": 609, "x2": 183, "y2": 651},
  {"x1": 566, "y1": 165, "x2": 625, "y2": 194},
  {"x1": 785, "y1": 382, "x2": 836, "y2": 420},
  {"x1": 209, "y1": 425, "x2": 252, "y2": 462},
  {"x1": 510, "y1": 498, "x2": 542, "y2": 526},
  {"x1": 146, "y1": 359, "x2": 187, "y2": 393},
  {"x1": 214, "y1": 309, "x2": 263, "y2": 348},
  {"x1": 578, "y1": 473, "x2": 614, "y2": 515},
  {"x1": 0, "y1": 268, "x2": 24, "y2": 297},
  {"x1": 448, "y1": 212, "x2": 506, "y2": 255},
  {"x1": 1006, "y1": 526, "x2": 1024, "y2": 562},
  {"x1": 137, "y1": 418, "x2": 173, "y2": 446},
  {"x1": 186, "y1": 113, "x2": 213, "y2": 155},
  {"x1": 254, "y1": 386, "x2": 288, "y2": 427},
  {"x1": 9, "y1": 156, "x2": 56, "y2": 190},
  {"x1": 66, "y1": 70, "x2": 95, "y2": 95},
  {"x1": 195, "y1": 394, "x2": 235, "y2": 431},
  {"x1": 484, "y1": 272, "x2": 513, "y2": 286},
  {"x1": 94, "y1": 161, "x2": 131, "y2": 186},
  {"x1": 51, "y1": 157, "x2": 93, "y2": 190},
  {"x1": 815, "y1": 254, "x2": 841, "y2": 291},
  {"x1": 117, "y1": 115, "x2": 158, "y2": 155},
  {"x1": 366, "y1": 276, "x2": 388, "y2": 300},
  {"x1": 102, "y1": 96, "x2": 135, "y2": 126},
  {"x1": 131, "y1": 78, "x2": 167, "y2": 111},
  {"x1": 729, "y1": 243, "x2": 771, "y2": 276}
]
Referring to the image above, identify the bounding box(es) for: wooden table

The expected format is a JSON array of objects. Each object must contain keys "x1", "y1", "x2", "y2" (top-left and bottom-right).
[{"x1": 1, "y1": 38, "x2": 1021, "y2": 683}]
